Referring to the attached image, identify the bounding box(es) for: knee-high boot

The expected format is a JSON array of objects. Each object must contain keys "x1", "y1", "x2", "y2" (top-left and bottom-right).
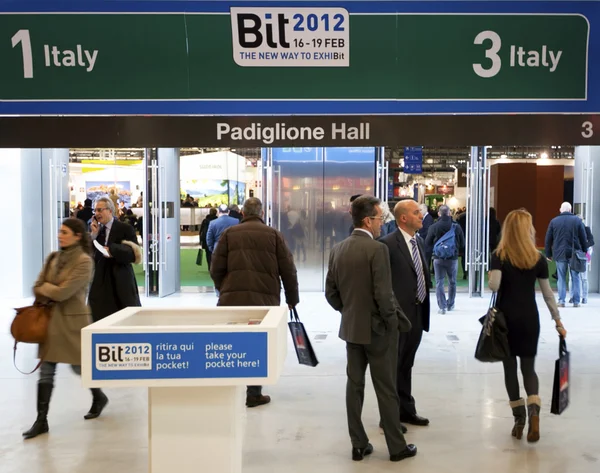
[
  {"x1": 84, "y1": 388, "x2": 109, "y2": 420},
  {"x1": 527, "y1": 395, "x2": 541, "y2": 443},
  {"x1": 23, "y1": 383, "x2": 53, "y2": 440},
  {"x1": 509, "y1": 398, "x2": 526, "y2": 439}
]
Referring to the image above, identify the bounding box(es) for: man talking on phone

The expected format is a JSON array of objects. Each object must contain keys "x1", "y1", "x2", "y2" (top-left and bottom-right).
[{"x1": 89, "y1": 197, "x2": 142, "y2": 322}]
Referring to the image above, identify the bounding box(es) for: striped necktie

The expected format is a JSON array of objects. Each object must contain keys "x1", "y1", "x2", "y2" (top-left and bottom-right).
[{"x1": 410, "y1": 237, "x2": 427, "y2": 303}]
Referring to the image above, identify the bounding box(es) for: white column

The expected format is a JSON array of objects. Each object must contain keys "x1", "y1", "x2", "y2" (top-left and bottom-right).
[
  {"x1": 0, "y1": 149, "x2": 44, "y2": 298},
  {"x1": 574, "y1": 146, "x2": 600, "y2": 293},
  {"x1": 148, "y1": 386, "x2": 245, "y2": 473}
]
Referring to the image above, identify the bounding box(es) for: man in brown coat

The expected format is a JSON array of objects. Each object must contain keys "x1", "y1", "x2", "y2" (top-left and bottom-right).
[{"x1": 210, "y1": 197, "x2": 299, "y2": 407}]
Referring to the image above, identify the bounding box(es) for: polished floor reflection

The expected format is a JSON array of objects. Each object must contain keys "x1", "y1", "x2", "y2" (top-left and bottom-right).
[{"x1": 1, "y1": 293, "x2": 599, "y2": 472}]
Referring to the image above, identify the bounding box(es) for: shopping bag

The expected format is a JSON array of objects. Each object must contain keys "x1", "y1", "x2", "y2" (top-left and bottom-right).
[
  {"x1": 288, "y1": 308, "x2": 318, "y2": 367},
  {"x1": 474, "y1": 293, "x2": 510, "y2": 362},
  {"x1": 551, "y1": 337, "x2": 570, "y2": 415},
  {"x1": 196, "y1": 248, "x2": 204, "y2": 266}
]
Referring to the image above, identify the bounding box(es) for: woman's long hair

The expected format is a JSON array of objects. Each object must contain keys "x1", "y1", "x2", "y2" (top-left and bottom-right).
[
  {"x1": 62, "y1": 218, "x2": 93, "y2": 256},
  {"x1": 496, "y1": 209, "x2": 540, "y2": 270}
]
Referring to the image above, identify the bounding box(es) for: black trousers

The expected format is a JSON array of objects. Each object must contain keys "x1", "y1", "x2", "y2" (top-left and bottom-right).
[{"x1": 396, "y1": 304, "x2": 424, "y2": 417}]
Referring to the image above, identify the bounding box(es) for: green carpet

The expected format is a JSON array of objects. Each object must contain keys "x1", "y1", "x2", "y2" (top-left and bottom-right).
[
  {"x1": 134, "y1": 249, "x2": 558, "y2": 289},
  {"x1": 135, "y1": 249, "x2": 213, "y2": 287}
]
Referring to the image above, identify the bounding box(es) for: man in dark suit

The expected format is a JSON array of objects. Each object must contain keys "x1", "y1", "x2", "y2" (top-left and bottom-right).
[
  {"x1": 326, "y1": 195, "x2": 417, "y2": 463},
  {"x1": 380, "y1": 199, "x2": 431, "y2": 427},
  {"x1": 89, "y1": 197, "x2": 142, "y2": 322}
]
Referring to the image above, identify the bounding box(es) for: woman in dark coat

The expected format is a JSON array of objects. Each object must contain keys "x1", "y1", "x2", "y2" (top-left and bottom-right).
[
  {"x1": 24, "y1": 218, "x2": 108, "y2": 440},
  {"x1": 488, "y1": 209, "x2": 566, "y2": 443}
]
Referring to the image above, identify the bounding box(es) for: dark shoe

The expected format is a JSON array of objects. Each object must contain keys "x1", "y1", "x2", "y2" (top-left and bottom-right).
[
  {"x1": 400, "y1": 414, "x2": 430, "y2": 426},
  {"x1": 582, "y1": 298, "x2": 588, "y2": 304},
  {"x1": 84, "y1": 389, "x2": 108, "y2": 420},
  {"x1": 527, "y1": 395, "x2": 541, "y2": 443},
  {"x1": 352, "y1": 443, "x2": 373, "y2": 461},
  {"x1": 558, "y1": 303, "x2": 566, "y2": 308},
  {"x1": 573, "y1": 303, "x2": 580, "y2": 308},
  {"x1": 379, "y1": 420, "x2": 407, "y2": 434},
  {"x1": 23, "y1": 383, "x2": 53, "y2": 440},
  {"x1": 390, "y1": 444, "x2": 417, "y2": 462},
  {"x1": 246, "y1": 395, "x2": 271, "y2": 408},
  {"x1": 568, "y1": 298, "x2": 573, "y2": 304},
  {"x1": 510, "y1": 399, "x2": 526, "y2": 440},
  {"x1": 447, "y1": 305, "x2": 455, "y2": 312}
]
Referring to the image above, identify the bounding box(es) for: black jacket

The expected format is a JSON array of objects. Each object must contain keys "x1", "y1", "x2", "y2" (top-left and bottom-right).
[
  {"x1": 88, "y1": 219, "x2": 142, "y2": 321},
  {"x1": 199, "y1": 214, "x2": 218, "y2": 248},
  {"x1": 76, "y1": 206, "x2": 94, "y2": 229},
  {"x1": 425, "y1": 216, "x2": 465, "y2": 260},
  {"x1": 545, "y1": 212, "x2": 589, "y2": 262},
  {"x1": 585, "y1": 226, "x2": 595, "y2": 248},
  {"x1": 380, "y1": 230, "x2": 431, "y2": 333}
]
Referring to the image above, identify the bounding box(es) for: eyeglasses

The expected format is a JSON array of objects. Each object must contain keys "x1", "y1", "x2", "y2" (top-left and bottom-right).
[
  {"x1": 94, "y1": 207, "x2": 109, "y2": 213},
  {"x1": 369, "y1": 216, "x2": 384, "y2": 221}
]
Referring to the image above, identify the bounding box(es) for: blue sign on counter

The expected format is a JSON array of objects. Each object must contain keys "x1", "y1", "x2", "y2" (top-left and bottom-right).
[{"x1": 91, "y1": 332, "x2": 268, "y2": 380}]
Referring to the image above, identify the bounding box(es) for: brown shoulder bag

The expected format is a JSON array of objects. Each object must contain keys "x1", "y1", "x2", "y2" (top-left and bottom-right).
[{"x1": 11, "y1": 254, "x2": 56, "y2": 374}]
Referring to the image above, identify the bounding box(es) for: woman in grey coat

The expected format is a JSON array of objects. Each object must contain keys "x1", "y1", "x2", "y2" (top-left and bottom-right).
[{"x1": 23, "y1": 218, "x2": 108, "y2": 440}]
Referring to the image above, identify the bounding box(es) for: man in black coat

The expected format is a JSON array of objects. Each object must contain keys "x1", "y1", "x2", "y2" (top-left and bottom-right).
[
  {"x1": 89, "y1": 197, "x2": 142, "y2": 322},
  {"x1": 380, "y1": 199, "x2": 431, "y2": 428},
  {"x1": 76, "y1": 198, "x2": 94, "y2": 230}
]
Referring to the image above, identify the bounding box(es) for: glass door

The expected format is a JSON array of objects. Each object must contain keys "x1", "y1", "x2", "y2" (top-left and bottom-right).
[
  {"x1": 263, "y1": 147, "x2": 377, "y2": 291},
  {"x1": 42, "y1": 149, "x2": 70, "y2": 256},
  {"x1": 144, "y1": 148, "x2": 181, "y2": 297},
  {"x1": 465, "y1": 146, "x2": 491, "y2": 297}
]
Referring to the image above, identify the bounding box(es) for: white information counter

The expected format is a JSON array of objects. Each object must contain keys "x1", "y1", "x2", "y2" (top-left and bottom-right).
[{"x1": 81, "y1": 306, "x2": 287, "y2": 473}]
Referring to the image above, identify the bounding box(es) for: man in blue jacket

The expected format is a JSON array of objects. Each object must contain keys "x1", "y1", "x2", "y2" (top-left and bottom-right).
[
  {"x1": 207, "y1": 204, "x2": 239, "y2": 253},
  {"x1": 545, "y1": 202, "x2": 589, "y2": 307}
]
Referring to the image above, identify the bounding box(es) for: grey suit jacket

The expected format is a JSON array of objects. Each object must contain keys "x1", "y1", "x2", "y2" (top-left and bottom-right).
[{"x1": 325, "y1": 230, "x2": 412, "y2": 345}]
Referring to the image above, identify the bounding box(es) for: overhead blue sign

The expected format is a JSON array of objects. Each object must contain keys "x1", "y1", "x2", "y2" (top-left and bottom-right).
[
  {"x1": 404, "y1": 146, "x2": 423, "y2": 174},
  {"x1": 91, "y1": 332, "x2": 268, "y2": 380},
  {"x1": 270, "y1": 147, "x2": 375, "y2": 163}
]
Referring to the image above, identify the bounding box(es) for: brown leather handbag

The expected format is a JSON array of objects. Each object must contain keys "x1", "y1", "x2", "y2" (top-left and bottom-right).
[
  {"x1": 11, "y1": 302, "x2": 53, "y2": 344},
  {"x1": 11, "y1": 302, "x2": 53, "y2": 374},
  {"x1": 11, "y1": 253, "x2": 56, "y2": 374}
]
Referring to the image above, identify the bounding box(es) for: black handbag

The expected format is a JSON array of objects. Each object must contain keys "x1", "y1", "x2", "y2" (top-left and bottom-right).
[
  {"x1": 195, "y1": 248, "x2": 204, "y2": 266},
  {"x1": 551, "y1": 337, "x2": 570, "y2": 415},
  {"x1": 474, "y1": 293, "x2": 510, "y2": 362},
  {"x1": 288, "y1": 308, "x2": 318, "y2": 367},
  {"x1": 570, "y1": 227, "x2": 587, "y2": 273}
]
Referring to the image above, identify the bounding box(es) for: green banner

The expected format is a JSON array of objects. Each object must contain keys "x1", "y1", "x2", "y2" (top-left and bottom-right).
[{"x1": 0, "y1": 13, "x2": 588, "y2": 100}]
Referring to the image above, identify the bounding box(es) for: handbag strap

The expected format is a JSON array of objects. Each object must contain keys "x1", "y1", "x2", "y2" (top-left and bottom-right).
[
  {"x1": 489, "y1": 292, "x2": 498, "y2": 309},
  {"x1": 13, "y1": 342, "x2": 42, "y2": 375},
  {"x1": 289, "y1": 307, "x2": 300, "y2": 322},
  {"x1": 559, "y1": 336, "x2": 567, "y2": 356}
]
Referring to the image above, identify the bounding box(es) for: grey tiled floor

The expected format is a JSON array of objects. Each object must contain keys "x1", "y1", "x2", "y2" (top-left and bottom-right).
[{"x1": 1, "y1": 292, "x2": 599, "y2": 472}]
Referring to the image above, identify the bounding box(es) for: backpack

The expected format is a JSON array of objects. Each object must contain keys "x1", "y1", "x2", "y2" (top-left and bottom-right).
[{"x1": 433, "y1": 224, "x2": 458, "y2": 259}]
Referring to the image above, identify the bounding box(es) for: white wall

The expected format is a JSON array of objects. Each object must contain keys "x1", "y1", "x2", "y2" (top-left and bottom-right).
[{"x1": 0, "y1": 150, "x2": 25, "y2": 298}]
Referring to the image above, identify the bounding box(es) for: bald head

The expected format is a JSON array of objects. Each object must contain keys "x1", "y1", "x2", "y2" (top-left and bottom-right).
[
  {"x1": 560, "y1": 202, "x2": 572, "y2": 213},
  {"x1": 394, "y1": 199, "x2": 423, "y2": 235}
]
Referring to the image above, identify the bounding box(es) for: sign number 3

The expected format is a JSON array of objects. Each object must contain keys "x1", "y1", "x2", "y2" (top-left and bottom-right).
[{"x1": 582, "y1": 121, "x2": 594, "y2": 139}]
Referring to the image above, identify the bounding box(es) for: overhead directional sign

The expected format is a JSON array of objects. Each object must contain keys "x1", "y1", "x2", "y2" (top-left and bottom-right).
[{"x1": 0, "y1": 1, "x2": 597, "y2": 115}]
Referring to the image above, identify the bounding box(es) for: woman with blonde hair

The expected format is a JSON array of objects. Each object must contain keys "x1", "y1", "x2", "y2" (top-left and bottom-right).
[
  {"x1": 489, "y1": 209, "x2": 566, "y2": 443},
  {"x1": 23, "y1": 218, "x2": 108, "y2": 440}
]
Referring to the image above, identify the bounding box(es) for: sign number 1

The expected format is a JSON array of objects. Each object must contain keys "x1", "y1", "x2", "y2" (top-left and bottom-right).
[{"x1": 12, "y1": 29, "x2": 34, "y2": 79}]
